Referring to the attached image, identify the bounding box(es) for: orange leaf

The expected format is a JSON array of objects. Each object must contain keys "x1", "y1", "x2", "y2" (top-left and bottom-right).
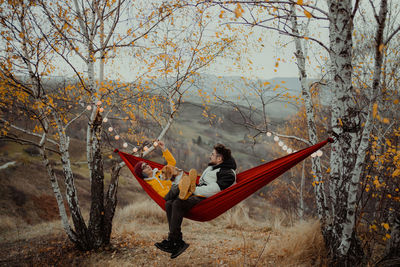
[
  {"x1": 297, "y1": 0, "x2": 304, "y2": 5},
  {"x1": 234, "y1": 4, "x2": 244, "y2": 18},
  {"x1": 372, "y1": 103, "x2": 378, "y2": 118},
  {"x1": 304, "y1": 10, "x2": 312, "y2": 18}
]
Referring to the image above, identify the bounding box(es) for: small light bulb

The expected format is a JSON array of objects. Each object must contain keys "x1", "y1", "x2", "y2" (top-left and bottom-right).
[
  {"x1": 317, "y1": 150, "x2": 323, "y2": 157},
  {"x1": 311, "y1": 152, "x2": 317, "y2": 158},
  {"x1": 87, "y1": 105, "x2": 92, "y2": 110},
  {"x1": 115, "y1": 135, "x2": 120, "y2": 140},
  {"x1": 153, "y1": 141, "x2": 158, "y2": 147},
  {"x1": 123, "y1": 142, "x2": 128, "y2": 148},
  {"x1": 267, "y1": 132, "x2": 271, "y2": 137},
  {"x1": 133, "y1": 147, "x2": 138, "y2": 153},
  {"x1": 99, "y1": 107, "x2": 104, "y2": 113},
  {"x1": 287, "y1": 148, "x2": 293, "y2": 153},
  {"x1": 278, "y1": 141, "x2": 283, "y2": 147},
  {"x1": 103, "y1": 118, "x2": 108, "y2": 122},
  {"x1": 108, "y1": 127, "x2": 113, "y2": 132},
  {"x1": 143, "y1": 146, "x2": 148, "y2": 151},
  {"x1": 274, "y1": 136, "x2": 279, "y2": 142},
  {"x1": 283, "y1": 145, "x2": 287, "y2": 150}
]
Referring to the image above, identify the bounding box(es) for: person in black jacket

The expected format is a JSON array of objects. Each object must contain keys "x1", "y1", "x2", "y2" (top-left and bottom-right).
[{"x1": 155, "y1": 144, "x2": 237, "y2": 259}]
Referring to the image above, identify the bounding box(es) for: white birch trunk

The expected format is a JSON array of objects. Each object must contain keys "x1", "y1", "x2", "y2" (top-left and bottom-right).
[
  {"x1": 290, "y1": 4, "x2": 326, "y2": 220},
  {"x1": 39, "y1": 133, "x2": 77, "y2": 242},
  {"x1": 53, "y1": 112, "x2": 89, "y2": 245},
  {"x1": 327, "y1": 0, "x2": 364, "y2": 262},
  {"x1": 19, "y1": 14, "x2": 79, "y2": 243},
  {"x1": 338, "y1": 0, "x2": 388, "y2": 255}
]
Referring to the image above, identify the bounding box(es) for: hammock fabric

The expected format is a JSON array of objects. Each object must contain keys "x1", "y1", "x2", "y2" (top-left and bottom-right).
[{"x1": 116, "y1": 138, "x2": 333, "y2": 222}]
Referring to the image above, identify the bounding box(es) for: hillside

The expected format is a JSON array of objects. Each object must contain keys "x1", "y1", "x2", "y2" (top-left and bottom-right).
[{"x1": 0, "y1": 75, "x2": 316, "y2": 266}]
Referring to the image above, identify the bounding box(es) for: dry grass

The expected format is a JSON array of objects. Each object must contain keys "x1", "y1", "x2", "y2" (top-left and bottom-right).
[
  {"x1": 112, "y1": 197, "x2": 167, "y2": 234},
  {"x1": 0, "y1": 219, "x2": 64, "y2": 243},
  {"x1": 1, "y1": 195, "x2": 327, "y2": 266},
  {"x1": 263, "y1": 219, "x2": 326, "y2": 266}
]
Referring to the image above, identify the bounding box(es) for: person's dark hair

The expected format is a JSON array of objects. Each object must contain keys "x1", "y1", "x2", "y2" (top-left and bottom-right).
[{"x1": 214, "y1": 144, "x2": 232, "y2": 162}]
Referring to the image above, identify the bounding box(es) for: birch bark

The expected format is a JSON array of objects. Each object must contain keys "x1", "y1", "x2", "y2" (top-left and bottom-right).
[
  {"x1": 289, "y1": 3, "x2": 327, "y2": 222},
  {"x1": 327, "y1": 0, "x2": 364, "y2": 263},
  {"x1": 19, "y1": 10, "x2": 79, "y2": 244},
  {"x1": 338, "y1": 0, "x2": 388, "y2": 256}
]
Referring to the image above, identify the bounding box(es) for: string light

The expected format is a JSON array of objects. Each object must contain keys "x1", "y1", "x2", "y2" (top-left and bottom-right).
[
  {"x1": 115, "y1": 135, "x2": 120, "y2": 140},
  {"x1": 153, "y1": 141, "x2": 158, "y2": 147},
  {"x1": 143, "y1": 146, "x2": 148, "y2": 151},
  {"x1": 108, "y1": 127, "x2": 113, "y2": 132},
  {"x1": 133, "y1": 147, "x2": 138, "y2": 153},
  {"x1": 123, "y1": 143, "x2": 128, "y2": 148},
  {"x1": 87, "y1": 105, "x2": 92, "y2": 110},
  {"x1": 99, "y1": 107, "x2": 104, "y2": 113},
  {"x1": 268, "y1": 132, "x2": 323, "y2": 159},
  {"x1": 103, "y1": 118, "x2": 108, "y2": 122}
]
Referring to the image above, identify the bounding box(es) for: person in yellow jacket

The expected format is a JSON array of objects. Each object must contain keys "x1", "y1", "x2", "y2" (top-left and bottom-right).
[{"x1": 133, "y1": 141, "x2": 176, "y2": 197}]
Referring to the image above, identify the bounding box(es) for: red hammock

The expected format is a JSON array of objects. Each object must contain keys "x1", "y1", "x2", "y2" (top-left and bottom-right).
[{"x1": 116, "y1": 138, "x2": 333, "y2": 222}]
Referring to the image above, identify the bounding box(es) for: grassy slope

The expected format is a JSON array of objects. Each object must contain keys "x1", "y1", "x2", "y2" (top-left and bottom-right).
[{"x1": 0, "y1": 196, "x2": 326, "y2": 266}]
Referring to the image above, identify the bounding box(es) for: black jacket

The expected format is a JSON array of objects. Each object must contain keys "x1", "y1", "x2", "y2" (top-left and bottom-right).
[{"x1": 212, "y1": 157, "x2": 237, "y2": 190}]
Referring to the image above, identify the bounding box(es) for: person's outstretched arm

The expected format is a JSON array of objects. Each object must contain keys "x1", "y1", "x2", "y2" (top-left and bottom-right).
[{"x1": 158, "y1": 140, "x2": 176, "y2": 166}]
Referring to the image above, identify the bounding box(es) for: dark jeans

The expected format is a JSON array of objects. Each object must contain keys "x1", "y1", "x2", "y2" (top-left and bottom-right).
[{"x1": 164, "y1": 185, "x2": 204, "y2": 241}]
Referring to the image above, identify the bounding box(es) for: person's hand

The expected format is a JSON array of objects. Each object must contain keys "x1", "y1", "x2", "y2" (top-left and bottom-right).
[{"x1": 158, "y1": 140, "x2": 166, "y2": 151}]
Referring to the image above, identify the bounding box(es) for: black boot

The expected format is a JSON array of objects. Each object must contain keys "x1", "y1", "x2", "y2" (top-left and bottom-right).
[
  {"x1": 154, "y1": 239, "x2": 175, "y2": 253},
  {"x1": 170, "y1": 239, "x2": 189, "y2": 259}
]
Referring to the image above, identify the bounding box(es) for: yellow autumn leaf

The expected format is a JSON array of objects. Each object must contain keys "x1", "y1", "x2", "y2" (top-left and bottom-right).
[
  {"x1": 372, "y1": 103, "x2": 378, "y2": 118},
  {"x1": 379, "y1": 44, "x2": 385, "y2": 52},
  {"x1": 394, "y1": 99, "x2": 399, "y2": 104},
  {"x1": 234, "y1": 3, "x2": 244, "y2": 18},
  {"x1": 382, "y1": 223, "x2": 390, "y2": 230},
  {"x1": 383, "y1": 118, "x2": 390, "y2": 124},
  {"x1": 297, "y1": 0, "x2": 304, "y2": 5},
  {"x1": 304, "y1": 10, "x2": 312, "y2": 18},
  {"x1": 392, "y1": 169, "x2": 400, "y2": 177},
  {"x1": 385, "y1": 233, "x2": 391, "y2": 239}
]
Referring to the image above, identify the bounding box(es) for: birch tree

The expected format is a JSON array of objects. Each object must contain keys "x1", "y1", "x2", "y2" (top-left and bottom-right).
[
  {"x1": 0, "y1": 0, "x2": 233, "y2": 250},
  {"x1": 199, "y1": 0, "x2": 400, "y2": 264}
]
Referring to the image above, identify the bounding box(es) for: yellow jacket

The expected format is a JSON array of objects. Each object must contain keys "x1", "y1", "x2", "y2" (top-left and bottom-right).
[{"x1": 144, "y1": 149, "x2": 176, "y2": 197}]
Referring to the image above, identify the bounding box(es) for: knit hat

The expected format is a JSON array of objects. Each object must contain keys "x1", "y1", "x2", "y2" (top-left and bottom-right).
[{"x1": 134, "y1": 161, "x2": 145, "y2": 179}]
